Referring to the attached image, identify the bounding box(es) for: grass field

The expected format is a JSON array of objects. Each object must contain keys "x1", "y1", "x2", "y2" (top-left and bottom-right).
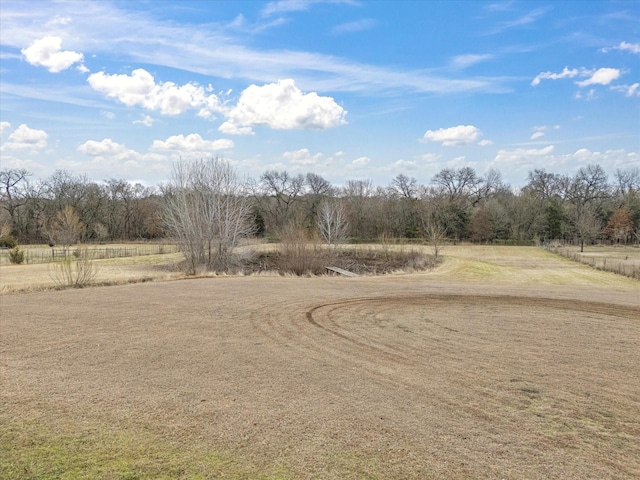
[
  {"x1": 548, "y1": 244, "x2": 640, "y2": 279},
  {"x1": 1, "y1": 245, "x2": 639, "y2": 479}
]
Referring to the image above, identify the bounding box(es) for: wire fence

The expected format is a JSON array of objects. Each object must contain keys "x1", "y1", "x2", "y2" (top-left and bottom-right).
[
  {"x1": 0, "y1": 244, "x2": 180, "y2": 265},
  {"x1": 548, "y1": 246, "x2": 640, "y2": 280}
]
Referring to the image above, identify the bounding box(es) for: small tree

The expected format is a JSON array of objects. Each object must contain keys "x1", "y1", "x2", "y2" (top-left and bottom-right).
[
  {"x1": 45, "y1": 206, "x2": 85, "y2": 253},
  {"x1": 422, "y1": 217, "x2": 447, "y2": 259},
  {"x1": 605, "y1": 206, "x2": 634, "y2": 245},
  {"x1": 317, "y1": 199, "x2": 349, "y2": 247},
  {"x1": 162, "y1": 158, "x2": 254, "y2": 274},
  {"x1": 573, "y1": 206, "x2": 602, "y2": 252}
]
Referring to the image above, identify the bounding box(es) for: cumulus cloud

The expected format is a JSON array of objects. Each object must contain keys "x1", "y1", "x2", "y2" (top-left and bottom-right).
[
  {"x1": 21, "y1": 36, "x2": 84, "y2": 73},
  {"x1": 221, "y1": 79, "x2": 346, "y2": 134},
  {"x1": 351, "y1": 156, "x2": 370, "y2": 167},
  {"x1": 0, "y1": 122, "x2": 11, "y2": 135},
  {"x1": 576, "y1": 68, "x2": 621, "y2": 87},
  {"x1": 151, "y1": 133, "x2": 233, "y2": 152},
  {"x1": 88, "y1": 68, "x2": 222, "y2": 116},
  {"x1": 77, "y1": 138, "x2": 128, "y2": 156},
  {"x1": 133, "y1": 115, "x2": 156, "y2": 127},
  {"x1": 421, "y1": 125, "x2": 484, "y2": 147},
  {"x1": 282, "y1": 148, "x2": 323, "y2": 166},
  {"x1": 531, "y1": 67, "x2": 579, "y2": 86},
  {"x1": 1, "y1": 124, "x2": 48, "y2": 151},
  {"x1": 218, "y1": 122, "x2": 255, "y2": 136},
  {"x1": 602, "y1": 41, "x2": 640, "y2": 54}
]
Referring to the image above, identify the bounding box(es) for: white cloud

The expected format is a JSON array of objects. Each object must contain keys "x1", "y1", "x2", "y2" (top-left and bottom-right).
[
  {"x1": 576, "y1": 68, "x2": 621, "y2": 87},
  {"x1": 351, "y1": 156, "x2": 370, "y2": 167},
  {"x1": 602, "y1": 41, "x2": 640, "y2": 54},
  {"x1": 222, "y1": 79, "x2": 347, "y2": 134},
  {"x1": 151, "y1": 133, "x2": 233, "y2": 152},
  {"x1": 133, "y1": 115, "x2": 156, "y2": 127},
  {"x1": 450, "y1": 54, "x2": 494, "y2": 69},
  {"x1": 478, "y1": 139, "x2": 493, "y2": 146},
  {"x1": 262, "y1": 0, "x2": 352, "y2": 16},
  {"x1": 422, "y1": 153, "x2": 440, "y2": 162},
  {"x1": 531, "y1": 67, "x2": 579, "y2": 86},
  {"x1": 421, "y1": 125, "x2": 483, "y2": 146},
  {"x1": 77, "y1": 138, "x2": 128, "y2": 156},
  {"x1": 100, "y1": 111, "x2": 116, "y2": 120},
  {"x1": 218, "y1": 122, "x2": 255, "y2": 136},
  {"x1": 332, "y1": 19, "x2": 378, "y2": 35},
  {"x1": 494, "y1": 145, "x2": 555, "y2": 164},
  {"x1": 0, "y1": 1, "x2": 510, "y2": 96},
  {"x1": 530, "y1": 131, "x2": 545, "y2": 140},
  {"x1": 282, "y1": 148, "x2": 323, "y2": 166},
  {"x1": 88, "y1": 68, "x2": 222, "y2": 116},
  {"x1": 1, "y1": 124, "x2": 48, "y2": 151},
  {"x1": 532, "y1": 66, "x2": 622, "y2": 89},
  {"x1": 391, "y1": 159, "x2": 418, "y2": 169},
  {"x1": 21, "y1": 36, "x2": 84, "y2": 73},
  {"x1": 611, "y1": 83, "x2": 640, "y2": 97},
  {"x1": 0, "y1": 122, "x2": 11, "y2": 135}
]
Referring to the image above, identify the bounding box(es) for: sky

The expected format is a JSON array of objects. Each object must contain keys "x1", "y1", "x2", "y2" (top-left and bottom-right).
[{"x1": 1, "y1": 0, "x2": 639, "y2": 188}]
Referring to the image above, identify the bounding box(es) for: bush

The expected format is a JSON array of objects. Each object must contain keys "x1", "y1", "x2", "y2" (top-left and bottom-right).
[
  {"x1": 8, "y1": 246, "x2": 25, "y2": 264},
  {"x1": 49, "y1": 252, "x2": 98, "y2": 288},
  {"x1": 0, "y1": 236, "x2": 18, "y2": 249},
  {"x1": 276, "y1": 229, "x2": 335, "y2": 276}
]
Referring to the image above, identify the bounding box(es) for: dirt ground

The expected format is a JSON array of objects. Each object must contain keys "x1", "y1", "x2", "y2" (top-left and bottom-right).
[{"x1": 1, "y1": 246, "x2": 639, "y2": 478}]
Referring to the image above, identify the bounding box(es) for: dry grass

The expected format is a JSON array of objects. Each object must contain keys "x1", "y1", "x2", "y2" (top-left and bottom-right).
[{"x1": 1, "y1": 245, "x2": 639, "y2": 478}]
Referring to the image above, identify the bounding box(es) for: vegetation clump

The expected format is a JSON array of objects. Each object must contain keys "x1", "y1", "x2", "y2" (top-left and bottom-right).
[
  {"x1": 0, "y1": 235, "x2": 18, "y2": 249},
  {"x1": 8, "y1": 245, "x2": 24, "y2": 264}
]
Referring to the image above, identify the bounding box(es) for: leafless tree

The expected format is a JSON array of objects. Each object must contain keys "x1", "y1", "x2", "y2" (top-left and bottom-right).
[
  {"x1": 317, "y1": 199, "x2": 349, "y2": 247},
  {"x1": 255, "y1": 170, "x2": 306, "y2": 233},
  {"x1": 614, "y1": 167, "x2": 640, "y2": 196},
  {"x1": 422, "y1": 217, "x2": 447, "y2": 259},
  {"x1": 44, "y1": 206, "x2": 85, "y2": 252},
  {"x1": 572, "y1": 205, "x2": 603, "y2": 252},
  {"x1": 162, "y1": 158, "x2": 254, "y2": 274},
  {"x1": 0, "y1": 168, "x2": 31, "y2": 236}
]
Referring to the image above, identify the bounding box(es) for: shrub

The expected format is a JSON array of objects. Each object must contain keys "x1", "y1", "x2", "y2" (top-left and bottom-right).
[
  {"x1": 50, "y1": 252, "x2": 98, "y2": 288},
  {"x1": 0, "y1": 236, "x2": 18, "y2": 249},
  {"x1": 8, "y1": 246, "x2": 25, "y2": 264},
  {"x1": 276, "y1": 228, "x2": 335, "y2": 276}
]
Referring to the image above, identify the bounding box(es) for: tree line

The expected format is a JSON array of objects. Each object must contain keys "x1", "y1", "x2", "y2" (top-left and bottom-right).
[{"x1": 2, "y1": 162, "x2": 639, "y2": 254}]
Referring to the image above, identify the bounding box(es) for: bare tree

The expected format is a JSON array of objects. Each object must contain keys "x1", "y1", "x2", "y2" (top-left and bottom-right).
[
  {"x1": 45, "y1": 206, "x2": 85, "y2": 252},
  {"x1": 162, "y1": 158, "x2": 254, "y2": 274},
  {"x1": 317, "y1": 199, "x2": 349, "y2": 247},
  {"x1": 257, "y1": 170, "x2": 306, "y2": 233},
  {"x1": 422, "y1": 217, "x2": 447, "y2": 259},
  {"x1": 614, "y1": 167, "x2": 640, "y2": 196},
  {"x1": 572, "y1": 205, "x2": 602, "y2": 252},
  {"x1": 0, "y1": 168, "x2": 30, "y2": 237}
]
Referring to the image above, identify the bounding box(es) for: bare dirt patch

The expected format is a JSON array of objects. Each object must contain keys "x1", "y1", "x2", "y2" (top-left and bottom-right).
[{"x1": 1, "y1": 247, "x2": 639, "y2": 478}]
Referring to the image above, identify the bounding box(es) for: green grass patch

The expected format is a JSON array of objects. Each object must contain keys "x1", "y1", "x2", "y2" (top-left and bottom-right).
[{"x1": 0, "y1": 415, "x2": 291, "y2": 480}]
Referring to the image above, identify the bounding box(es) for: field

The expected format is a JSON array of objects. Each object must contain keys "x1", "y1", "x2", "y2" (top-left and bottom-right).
[
  {"x1": 1, "y1": 246, "x2": 639, "y2": 479},
  {"x1": 548, "y1": 244, "x2": 640, "y2": 279}
]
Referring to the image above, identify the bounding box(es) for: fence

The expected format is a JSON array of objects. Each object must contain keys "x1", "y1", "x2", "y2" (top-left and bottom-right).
[
  {"x1": 549, "y1": 246, "x2": 640, "y2": 280},
  {"x1": 0, "y1": 244, "x2": 179, "y2": 265}
]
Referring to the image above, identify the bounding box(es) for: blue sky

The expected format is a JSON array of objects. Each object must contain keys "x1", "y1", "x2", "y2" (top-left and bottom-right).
[{"x1": 1, "y1": 0, "x2": 638, "y2": 187}]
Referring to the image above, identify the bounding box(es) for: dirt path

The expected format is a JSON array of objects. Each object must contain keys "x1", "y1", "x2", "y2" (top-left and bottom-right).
[{"x1": 1, "y1": 247, "x2": 639, "y2": 478}]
